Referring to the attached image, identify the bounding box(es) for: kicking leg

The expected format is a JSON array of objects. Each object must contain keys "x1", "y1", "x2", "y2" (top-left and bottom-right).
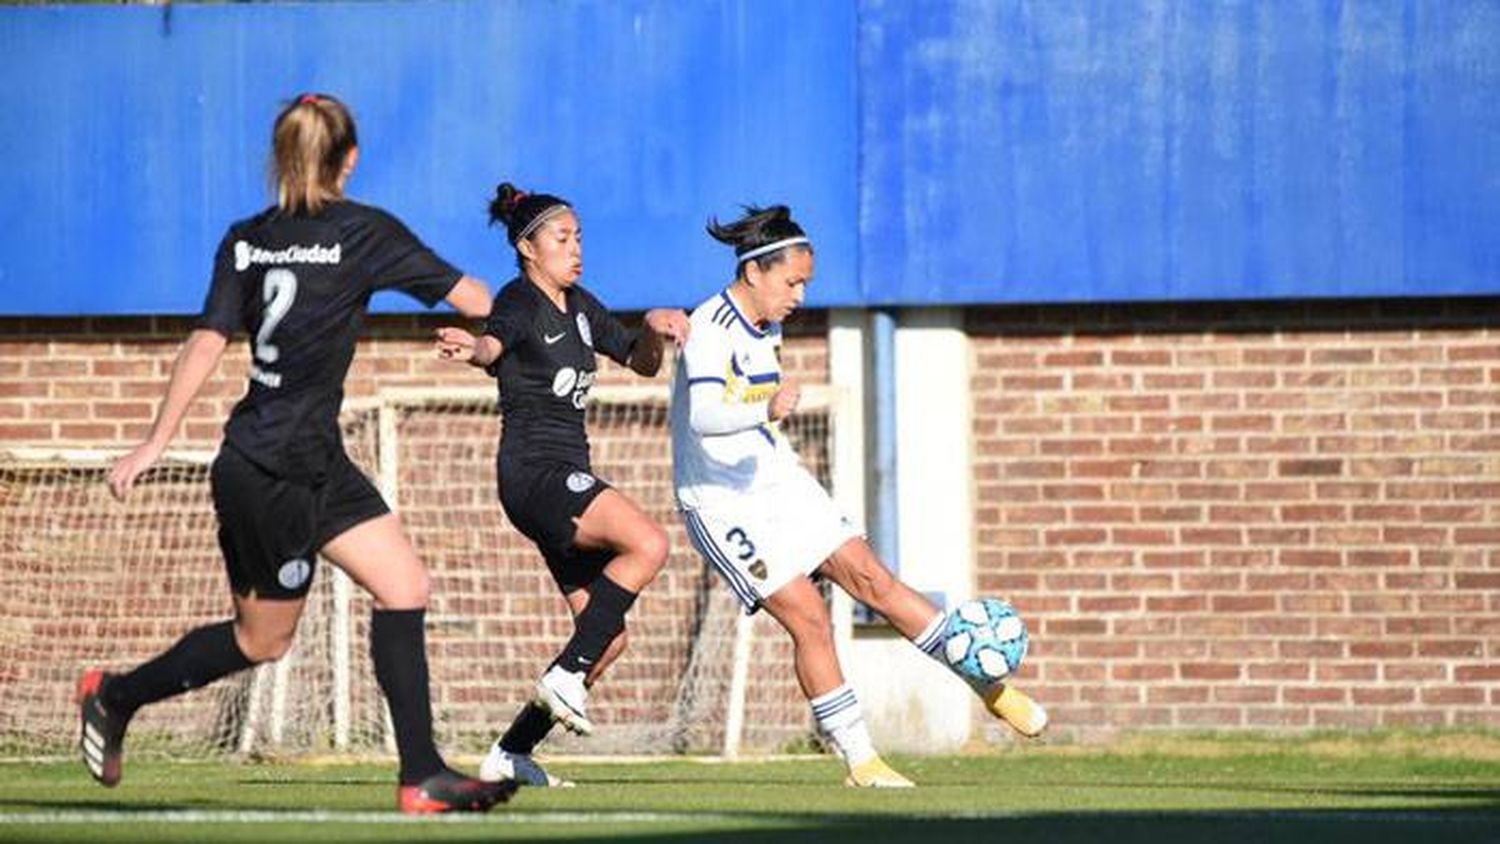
[{"x1": 820, "y1": 537, "x2": 1047, "y2": 738}]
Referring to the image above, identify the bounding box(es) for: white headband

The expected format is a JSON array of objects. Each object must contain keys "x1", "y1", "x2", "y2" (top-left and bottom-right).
[
  {"x1": 737, "y1": 236, "x2": 810, "y2": 265},
  {"x1": 513, "y1": 203, "x2": 571, "y2": 243}
]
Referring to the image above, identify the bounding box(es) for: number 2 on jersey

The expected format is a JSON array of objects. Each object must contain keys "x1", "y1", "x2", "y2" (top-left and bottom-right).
[{"x1": 255, "y1": 268, "x2": 297, "y2": 365}]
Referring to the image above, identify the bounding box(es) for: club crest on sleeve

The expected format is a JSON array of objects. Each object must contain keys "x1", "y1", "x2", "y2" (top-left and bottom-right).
[
  {"x1": 566, "y1": 472, "x2": 596, "y2": 493},
  {"x1": 748, "y1": 559, "x2": 768, "y2": 580}
]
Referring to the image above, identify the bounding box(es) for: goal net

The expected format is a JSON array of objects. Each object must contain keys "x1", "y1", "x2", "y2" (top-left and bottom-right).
[{"x1": 0, "y1": 384, "x2": 847, "y2": 761}]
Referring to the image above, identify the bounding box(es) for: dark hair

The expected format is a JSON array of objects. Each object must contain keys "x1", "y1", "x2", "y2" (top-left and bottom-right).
[
  {"x1": 488, "y1": 182, "x2": 572, "y2": 246},
  {"x1": 271, "y1": 93, "x2": 358, "y2": 214},
  {"x1": 706, "y1": 205, "x2": 812, "y2": 275}
]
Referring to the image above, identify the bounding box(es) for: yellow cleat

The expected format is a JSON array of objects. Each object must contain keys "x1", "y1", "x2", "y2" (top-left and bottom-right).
[
  {"x1": 844, "y1": 755, "x2": 916, "y2": 788},
  {"x1": 984, "y1": 683, "x2": 1048, "y2": 738}
]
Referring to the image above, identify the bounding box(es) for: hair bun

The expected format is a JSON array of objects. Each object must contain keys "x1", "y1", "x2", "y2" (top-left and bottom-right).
[{"x1": 488, "y1": 182, "x2": 525, "y2": 228}]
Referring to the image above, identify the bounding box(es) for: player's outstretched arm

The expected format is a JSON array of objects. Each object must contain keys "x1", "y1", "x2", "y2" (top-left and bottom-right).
[
  {"x1": 108, "y1": 328, "x2": 228, "y2": 500},
  {"x1": 444, "y1": 275, "x2": 492, "y2": 319},
  {"x1": 435, "y1": 327, "x2": 503, "y2": 368},
  {"x1": 627, "y1": 308, "x2": 691, "y2": 377}
]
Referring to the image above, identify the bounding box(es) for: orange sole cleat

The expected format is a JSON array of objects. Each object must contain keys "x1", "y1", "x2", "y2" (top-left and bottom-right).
[
  {"x1": 398, "y1": 769, "x2": 518, "y2": 814},
  {"x1": 77, "y1": 669, "x2": 127, "y2": 787}
]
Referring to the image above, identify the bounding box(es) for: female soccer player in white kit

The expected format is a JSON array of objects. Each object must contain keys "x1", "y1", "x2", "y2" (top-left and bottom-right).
[{"x1": 670, "y1": 206, "x2": 1047, "y2": 787}]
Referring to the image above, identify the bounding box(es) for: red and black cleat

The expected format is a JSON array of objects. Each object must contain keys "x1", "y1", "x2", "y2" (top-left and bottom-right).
[
  {"x1": 77, "y1": 669, "x2": 128, "y2": 787},
  {"x1": 397, "y1": 769, "x2": 518, "y2": 814}
]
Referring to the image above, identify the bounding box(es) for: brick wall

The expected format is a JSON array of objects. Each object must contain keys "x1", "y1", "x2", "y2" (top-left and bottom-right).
[
  {"x1": 5, "y1": 298, "x2": 1498, "y2": 751},
  {"x1": 970, "y1": 298, "x2": 1500, "y2": 737},
  {"x1": 0, "y1": 310, "x2": 829, "y2": 755}
]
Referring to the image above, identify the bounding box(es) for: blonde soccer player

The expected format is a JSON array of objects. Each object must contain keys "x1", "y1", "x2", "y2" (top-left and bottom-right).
[
  {"x1": 81, "y1": 94, "x2": 513, "y2": 814},
  {"x1": 669, "y1": 205, "x2": 1048, "y2": 788}
]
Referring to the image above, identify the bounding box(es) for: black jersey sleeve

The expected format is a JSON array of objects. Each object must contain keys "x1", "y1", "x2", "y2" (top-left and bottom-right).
[
  {"x1": 196, "y1": 230, "x2": 247, "y2": 337},
  {"x1": 482, "y1": 286, "x2": 532, "y2": 376},
  {"x1": 577, "y1": 287, "x2": 641, "y2": 366},
  {"x1": 361, "y1": 209, "x2": 463, "y2": 307}
]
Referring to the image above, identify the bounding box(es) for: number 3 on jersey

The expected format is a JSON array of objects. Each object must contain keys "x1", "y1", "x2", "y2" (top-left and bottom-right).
[{"x1": 255, "y1": 268, "x2": 297, "y2": 365}]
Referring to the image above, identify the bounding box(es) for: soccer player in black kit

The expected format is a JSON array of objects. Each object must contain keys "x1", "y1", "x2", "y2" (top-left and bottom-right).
[
  {"x1": 435, "y1": 183, "x2": 690, "y2": 787},
  {"x1": 78, "y1": 94, "x2": 514, "y2": 814}
]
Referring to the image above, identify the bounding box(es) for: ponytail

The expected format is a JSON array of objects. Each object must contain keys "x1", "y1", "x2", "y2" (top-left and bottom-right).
[
  {"x1": 706, "y1": 205, "x2": 811, "y2": 275},
  {"x1": 270, "y1": 93, "x2": 357, "y2": 215}
]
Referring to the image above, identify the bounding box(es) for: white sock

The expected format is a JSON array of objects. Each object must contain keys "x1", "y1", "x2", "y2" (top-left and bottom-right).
[
  {"x1": 810, "y1": 683, "x2": 875, "y2": 766},
  {"x1": 911, "y1": 611, "x2": 947, "y2": 661}
]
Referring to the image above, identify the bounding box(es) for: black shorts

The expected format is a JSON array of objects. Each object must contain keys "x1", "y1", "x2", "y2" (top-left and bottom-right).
[
  {"x1": 211, "y1": 444, "x2": 390, "y2": 599},
  {"x1": 498, "y1": 457, "x2": 614, "y2": 593}
]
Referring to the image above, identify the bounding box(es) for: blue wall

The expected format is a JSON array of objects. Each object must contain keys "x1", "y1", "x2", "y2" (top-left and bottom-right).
[
  {"x1": 0, "y1": 1, "x2": 858, "y2": 315},
  {"x1": 859, "y1": 0, "x2": 1500, "y2": 304},
  {"x1": 1, "y1": 1, "x2": 1497, "y2": 315}
]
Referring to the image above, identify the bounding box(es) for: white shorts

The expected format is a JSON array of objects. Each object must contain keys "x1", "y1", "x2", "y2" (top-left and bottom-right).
[{"x1": 681, "y1": 468, "x2": 860, "y2": 613}]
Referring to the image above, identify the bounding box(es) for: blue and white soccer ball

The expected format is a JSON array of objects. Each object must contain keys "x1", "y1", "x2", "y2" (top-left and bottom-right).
[{"x1": 942, "y1": 597, "x2": 1029, "y2": 685}]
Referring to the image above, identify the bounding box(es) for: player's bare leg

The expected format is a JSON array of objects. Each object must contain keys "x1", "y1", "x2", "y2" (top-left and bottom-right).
[
  {"x1": 820, "y1": 537, "x2": 1047, "y2": 738},
  {"x1": 323, "y1": 514, "x2": 513, "y2": 812},
  {"x1": 762, "y1": 577, "x2": 912, "y2": 788},
  {"x1": 575, "y1": 489, "x2": 669, "y2": 594}
]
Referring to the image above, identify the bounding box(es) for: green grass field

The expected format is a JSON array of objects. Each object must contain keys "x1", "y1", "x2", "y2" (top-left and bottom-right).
[{"x1": 3, "y1": 734, "x2": 1498, "y2": 843}]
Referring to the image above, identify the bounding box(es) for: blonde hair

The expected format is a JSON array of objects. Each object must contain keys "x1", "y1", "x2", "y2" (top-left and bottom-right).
[{"x1": 270, "y1": 93, "x2": 358, "y2": 215}]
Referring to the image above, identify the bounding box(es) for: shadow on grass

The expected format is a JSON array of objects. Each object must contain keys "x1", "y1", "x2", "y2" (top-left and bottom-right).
[{"x1": 2, "y1": 805, "x2": 1497, "y2": 844}]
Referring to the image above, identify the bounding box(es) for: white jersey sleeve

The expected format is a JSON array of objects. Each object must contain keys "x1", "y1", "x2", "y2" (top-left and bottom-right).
[{"x1": 682, "y1": 320, "x2": 770, "y2": 435}]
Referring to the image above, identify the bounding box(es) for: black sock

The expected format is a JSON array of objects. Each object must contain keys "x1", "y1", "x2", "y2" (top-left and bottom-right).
[
  {"x1": 499, "y1": 702, "x2": 557, "y2": 755},
  {"x1": 553, "y1": 575, "x2": 637, "y2": 675},
  {"x1": 103, "y1": 620, "x2": 254, "y2": 719},
  {"x1": 370, "y1": 608, "x2": 446, "y2": 785}
]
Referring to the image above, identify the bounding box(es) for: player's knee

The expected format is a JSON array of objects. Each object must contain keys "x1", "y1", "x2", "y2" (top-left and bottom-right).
[
  {"x1": 375, "y1": 566, "x2": 431, "y2": 610},
  {"x1": 785, "y1": 601, "x2": 833, "y2": 644},
  {"x1": 637, "y1": 522, "x2": 670, "y2": 571},
  {"x1": 235, "y1": 626, "x2": 295, "y2": 663}
]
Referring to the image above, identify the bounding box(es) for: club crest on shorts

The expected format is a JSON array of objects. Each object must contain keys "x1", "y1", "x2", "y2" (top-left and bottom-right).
[
  {"x1": 576, "y1": 313, "x2": 593, "y2": 348},
  {"x1": 748, "y1": 559, "x2": 768, "y2": 580},
  {"x1": 566, "y1": 471, "x2": 596, "y2": 493},
  {"x1": 277, "y1": 558, "x2": 311, "y2": 590}
]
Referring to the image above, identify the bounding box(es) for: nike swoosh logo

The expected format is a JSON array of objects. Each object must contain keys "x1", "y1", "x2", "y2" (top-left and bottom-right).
[{"x1": 544, "y1": 333, "x2": 566, "y2": 344}]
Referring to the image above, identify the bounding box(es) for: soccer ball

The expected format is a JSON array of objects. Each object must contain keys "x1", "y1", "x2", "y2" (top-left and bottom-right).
[{"x1": 941, "y1": 598, "x2": 1028, "y2": 685}]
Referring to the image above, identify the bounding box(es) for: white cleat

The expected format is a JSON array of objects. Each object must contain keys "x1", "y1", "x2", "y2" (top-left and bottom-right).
[
  {"x1": 479, "y1": 743, "x2": 575, "y2": 788},
  {"x1": 534, "y1": 666, "x2": 594, "y2": 736}
]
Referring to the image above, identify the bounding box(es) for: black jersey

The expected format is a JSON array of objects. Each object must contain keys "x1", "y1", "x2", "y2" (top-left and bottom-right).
[
  {"x1": 484, "y1": 277, "x2": 640, "y2": 466},
  {"x1": 199, "y1": 200, "x2": 461, "y2": 483}
]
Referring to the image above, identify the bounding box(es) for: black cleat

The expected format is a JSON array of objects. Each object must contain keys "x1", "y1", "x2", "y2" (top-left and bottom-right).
[
  {"x1": 397, "y1": 768, "x2": 518, "y2": 814},
  {"x1": 77, "y1": 669, "x2": 127, "y2": 787}
]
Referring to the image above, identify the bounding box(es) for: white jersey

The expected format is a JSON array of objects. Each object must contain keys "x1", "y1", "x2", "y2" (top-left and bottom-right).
[
  {"x1": 671, "y1": 287, "x2": 859, "y2": 610},
  {"x1": 670, "y1": 288, "x2": 804, "y2": 511}
]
